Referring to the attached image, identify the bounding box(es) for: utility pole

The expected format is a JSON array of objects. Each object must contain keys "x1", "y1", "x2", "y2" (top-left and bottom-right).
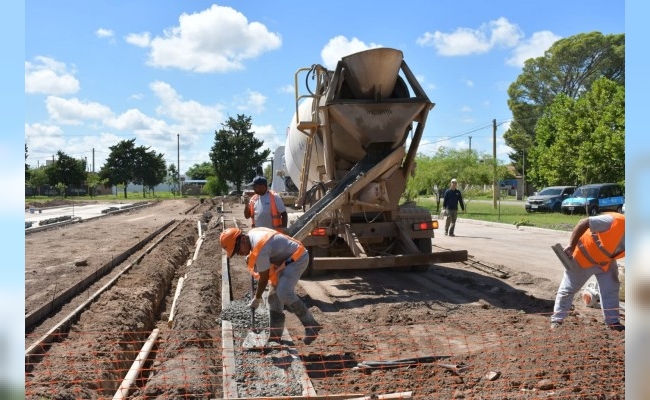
[
  {"x1": 492, "y1": 119, "x2": 497, "y2": 209},
  {"x1": 522, "y1": 150, "x2": 526, "y2": 200},
  {"x1": 177, "y1": 134, "x2": 181, "y2": 196},
  {"x1": 468, "y1": 136, "x2": 472, "y2": 152}
]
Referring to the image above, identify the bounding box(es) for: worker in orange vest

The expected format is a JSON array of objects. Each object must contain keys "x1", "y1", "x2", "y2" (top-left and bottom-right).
[
  {"x1": 551, "y1": 212, "x2": 625, "y2": 331},
  {"x1": 244, "y1": 176, "x2": 288, "y2": 232},
  {"x1": 220, "y1": 227, "x2": 322, "y2": 345}
]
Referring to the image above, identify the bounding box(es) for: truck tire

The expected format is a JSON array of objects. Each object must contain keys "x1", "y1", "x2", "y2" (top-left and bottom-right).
[{"x1": 411, "y1": 238, "x2": 432, "y2": 272}]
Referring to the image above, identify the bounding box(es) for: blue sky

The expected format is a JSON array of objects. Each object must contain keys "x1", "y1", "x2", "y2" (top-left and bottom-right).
[
  {"x1": 24, "y1": 1, "x2": 624, "y2": 175},
  {"x1": 7, "y1": 0, "x2": 644, "y2": 389}
]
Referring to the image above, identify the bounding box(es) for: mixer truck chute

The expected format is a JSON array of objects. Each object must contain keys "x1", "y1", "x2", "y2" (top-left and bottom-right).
[{"x1": 284, "y1": 48, "x2": 467, "y2": 275}]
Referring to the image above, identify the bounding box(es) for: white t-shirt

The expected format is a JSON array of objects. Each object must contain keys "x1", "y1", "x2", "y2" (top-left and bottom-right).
[{"x1": 250, "y1": 190, "x2": 286, "y2": 229}]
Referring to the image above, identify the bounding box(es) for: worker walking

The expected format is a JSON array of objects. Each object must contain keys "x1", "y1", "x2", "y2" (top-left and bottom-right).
[
  {"x1": 443, "y1": 178, "x2": 465, "y2": 236},
  {"x1": 220, "y1": 227, "x2": 322, "y2": 345},
  {"x1": 551, "y1": 212, "x2": 625, "y2": 331},
  {"x1": 244, "y1": 176, "x2": 288, "y2": 232}
]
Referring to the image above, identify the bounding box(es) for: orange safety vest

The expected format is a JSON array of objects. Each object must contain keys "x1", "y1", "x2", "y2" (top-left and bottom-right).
[
  {"x1": 246, "y1": 227, "x2": 306, "y2": 286},
  {"x1": 573, "y1": 213, "x2": 625, "y2": 272},
  {"x1": 249, "y1": 190, "x2": 283, "y2": 230}
]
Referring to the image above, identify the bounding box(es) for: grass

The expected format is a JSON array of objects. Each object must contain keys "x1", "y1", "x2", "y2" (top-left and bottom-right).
[
  {"x1": 415, "y1": 197, "x2": 584, "y2": 231},
  {"x1": 25, "y1": 191, "x2": 203, "y2": 205}
]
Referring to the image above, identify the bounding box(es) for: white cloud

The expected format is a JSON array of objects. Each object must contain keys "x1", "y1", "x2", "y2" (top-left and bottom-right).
[
  {"x1": 320, "y1": 36, "x2": 382, "y2": 69},
  {"x1": 506, "y1": 30, "x2": 561, "y2": 67},
  {"x1": 416, "y1": 17, "x2": 523, "y2": 56},
  {"x1": 253, "y1": 124, "x2": 283, "y2": 153},
  {"x1": 124, "y1": 32, "x2": 151, "y2": 47},
  {"x1": 129, "y1": 4, "x2": 281, "y2": 73},
  {"x1": 25, "y1": 56, "x2": 80, "y2": 95},
  {"x1": 45, "y1": 96, "x2": 114, "y2": 125},
  {"x1": 150, "y1": 81, "x2": 225, "y2": 132},
  {"x1": 277, "y1": 84, "x2": 294, "y2": 94},
  {"x1": 95, "y1": 28, "x2": 114, "y2": 38},
  {"x1": 464, "y1": 79, "x2": 474, "y2": 87},
  {"x1": 236, "y1": 90, "x2": 266, "y2": 114},
  {"x1": 461, "y1": 105, "x2": 473, "y2": 113}
]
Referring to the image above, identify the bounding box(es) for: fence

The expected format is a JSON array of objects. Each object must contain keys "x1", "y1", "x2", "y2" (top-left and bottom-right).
[{"x1": 25, "y1": 312, "x2": 625, "y2": 400}]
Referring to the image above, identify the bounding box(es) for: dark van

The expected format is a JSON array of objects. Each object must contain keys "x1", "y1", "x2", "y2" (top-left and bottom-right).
[{"x1": 560, "y1": 183, "x2": 624, "y2": 215}]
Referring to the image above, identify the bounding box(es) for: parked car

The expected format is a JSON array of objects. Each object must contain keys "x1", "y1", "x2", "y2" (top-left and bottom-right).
[
  {"x1": 525, "y1": 186, "x2": 575, "y2": 212},
  {"x1": 561, "y1": 183, "x2": 624, "y2": 216}
]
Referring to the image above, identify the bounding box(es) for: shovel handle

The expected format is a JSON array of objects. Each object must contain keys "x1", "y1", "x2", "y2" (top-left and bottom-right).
[{"x1": 250, "y1": 276, "x2": 256, "y2": 328}]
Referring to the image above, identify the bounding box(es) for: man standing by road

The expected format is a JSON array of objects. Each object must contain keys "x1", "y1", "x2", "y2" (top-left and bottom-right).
[
  {"x1": 220, "y1": 227, "x2": 322, "y2": 345},
  {"x1": 244, "y1": 176, "x2": 288, "y2": 233},
  {"x1": 551, "y1": 212, "x2": 625, "y2": 331},
  {"x1": 443, "y1": 178, "x2": 465, "y2": 237}
]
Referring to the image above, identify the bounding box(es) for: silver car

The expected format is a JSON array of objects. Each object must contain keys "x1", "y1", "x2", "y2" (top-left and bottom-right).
[{"x1": 525, "y1": 186, "x2": 576, "y2": 213}]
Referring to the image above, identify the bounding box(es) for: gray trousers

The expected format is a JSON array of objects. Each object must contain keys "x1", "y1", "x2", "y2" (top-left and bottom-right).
[
  {"x1": 551, "y1": 262, "x2": 621, "y2": 325},
  {"x1": 267, "y1": 252, "x2": 309, "y2": 314},
  {"x1": 445, "y1": 209, "x2": 459, "y2": 234}
]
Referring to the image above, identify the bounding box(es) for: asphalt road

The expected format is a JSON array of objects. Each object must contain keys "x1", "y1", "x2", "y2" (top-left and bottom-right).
[{"x1": 433, "y1": 217, "x2": 625, "y2": 281}]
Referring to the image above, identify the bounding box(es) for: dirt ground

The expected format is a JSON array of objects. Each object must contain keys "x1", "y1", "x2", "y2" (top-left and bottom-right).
[{"x1": 24, "y1": 197, "x2": 625, "y2": 399}]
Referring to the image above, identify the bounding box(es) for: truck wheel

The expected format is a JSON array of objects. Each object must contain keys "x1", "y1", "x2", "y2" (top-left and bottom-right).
[{"x1": 411, "y1": 238, "x2": 432, "y2": 272}]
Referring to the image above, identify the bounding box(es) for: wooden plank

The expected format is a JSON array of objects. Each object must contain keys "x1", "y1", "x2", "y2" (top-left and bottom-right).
[
  {"x1": 313, "y1": 250, "x2": 468, "y2": 270},
  {"x1": 221, "y1": 320, "x2": 238, "y2": 399}
]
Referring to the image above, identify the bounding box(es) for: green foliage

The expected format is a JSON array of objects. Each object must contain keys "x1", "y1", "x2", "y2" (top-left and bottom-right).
[
  {"x1": 504, "y1": 32, "x2": 625, "y2": 167},
  {"x1": 209, "y1": 114, "x2": 271, "y2": 191},
  {"x1": 166, "y1": 164, "x2": 180, "y2": 196},
  {"x1": 99, "y1": 139, "x2": 168, "y2": 198},
  {"x1": 186, "y1": 162, "x2": 216, "y2": 180},
  {"x1": 530, "y1": 78, "x2": 624, "y2": 186},
  {"x1": 27, "y1": 167, "x2": 48, "y2": 196},
  {"x1": 44, "y1": 151, "x2": 87, "y2": 198},
  {"x1": 406, "y1": 148, "x2": 511, "y2": 211}
]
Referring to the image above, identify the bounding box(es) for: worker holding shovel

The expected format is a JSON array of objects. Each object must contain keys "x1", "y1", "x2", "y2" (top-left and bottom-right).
[{"x1": 220, "y1": 227, "x2": 322, "y2": 346}]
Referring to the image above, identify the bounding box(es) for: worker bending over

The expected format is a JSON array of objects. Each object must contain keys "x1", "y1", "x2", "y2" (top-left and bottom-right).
[{"x1": 220, "y1": 227, "x2": 321, "y2": 345}]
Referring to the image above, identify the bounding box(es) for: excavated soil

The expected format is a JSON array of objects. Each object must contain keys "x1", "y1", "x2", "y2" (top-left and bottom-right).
[{"x1": 24, "y1": 198, "x2": 625, "y2": 399}]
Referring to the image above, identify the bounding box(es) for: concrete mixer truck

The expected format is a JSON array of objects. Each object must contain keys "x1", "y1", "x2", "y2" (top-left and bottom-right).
[{"x1": 284, "y1": 48, "x2": 467, "y2": 276}]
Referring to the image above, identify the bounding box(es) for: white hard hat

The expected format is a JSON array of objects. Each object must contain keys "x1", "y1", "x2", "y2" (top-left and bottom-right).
[{"x1": 451, "y1": 178, "x2": 457, "y2": 183}]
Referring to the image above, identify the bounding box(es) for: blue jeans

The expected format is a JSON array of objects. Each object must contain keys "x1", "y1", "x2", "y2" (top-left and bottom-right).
[{"x1": 551, "y1": 261, "x2": 621, "y2": 325}]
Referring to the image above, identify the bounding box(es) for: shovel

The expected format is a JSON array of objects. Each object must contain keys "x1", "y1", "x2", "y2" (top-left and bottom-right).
[{"x1": 242, "y1": 275, "x2": 268, "y2": 350}]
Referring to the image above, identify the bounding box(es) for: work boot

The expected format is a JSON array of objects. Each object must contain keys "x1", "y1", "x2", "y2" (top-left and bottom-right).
[
  {"x1": 287, "y1": 301, "x2": 322, "y2": 345},
  {"x1": 268, "y1": 310, "x2": 286, "y2": 343}
]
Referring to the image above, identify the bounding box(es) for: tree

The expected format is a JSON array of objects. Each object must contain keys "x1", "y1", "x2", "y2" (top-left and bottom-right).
[
  {"x1": 504, "y1": 32, "x2": 624, "y2": 168},
  {"x1": 209, "y1": 115, "x2": 270, "y2": 192},
  {"x1": 25, "y1": 144, "x2": 30, "y2": 181},
  {"x1": 28, "y1": 167, "x2": 48, "y2": 196},
  {"x1": 100, "y1": 139, "x2": 139, "y2": 198},
  {"x1": 186, "y1": 162, "x2": 216, "y2": 180},
  {"x1": 86, "y1": 172, "x2": 106, "y2": 197},
  {"x1": 166, "y1": 163, "x2": 180, "y2": 196},
  {"x1": 529, "y1": 78, "x2": 624, "y2": 187},
  {"x1": 131, "y1": 146, "x2": 167, "y2": 197},
  {"x1": 44, "y1": 151, "x2": 87, "y2": 197},
  {"x1": 407, "y1": 148, "x2": 509, "y2": 210}
]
